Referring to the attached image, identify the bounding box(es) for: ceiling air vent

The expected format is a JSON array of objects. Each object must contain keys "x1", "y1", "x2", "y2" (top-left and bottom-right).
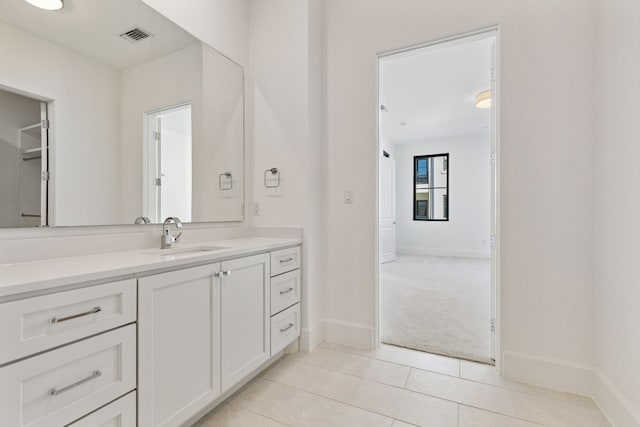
[{"x1": 119, "y1": 27, "x2": 153, "y2": 43}]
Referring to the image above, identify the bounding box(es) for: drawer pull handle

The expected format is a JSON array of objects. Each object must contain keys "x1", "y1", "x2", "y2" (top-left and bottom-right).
[
  {"x1": 279, "y1": 257, "x2": 294, "y2": 264},
  {"x1": 280, "y1": 323, "x2": 295, "y2": 333},
  {"x1": 279, "y1": 287, "x2": 295, "y2": 295},
  {"x1": 49, "y1": 307, "x2": 101, "y2": 324},
  {"x1": 48, "y1": 370, "x2": 102, "y2": 396}
]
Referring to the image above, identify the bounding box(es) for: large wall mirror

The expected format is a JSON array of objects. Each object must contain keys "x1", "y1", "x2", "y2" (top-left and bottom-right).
[{"x1": 0, "y1": 0, "x2": 244, "y2": 228}]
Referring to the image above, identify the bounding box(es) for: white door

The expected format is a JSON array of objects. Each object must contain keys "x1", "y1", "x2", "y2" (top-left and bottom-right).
[
  {"x1": 138, "y1": 263, "x2": 221, "y2": 427},
  {"x1": 221, "y1": 253, "x2": 270, "y2": 392},
  {"x1": 379, "y1": 152, "x2": 396, "y2": 263}
]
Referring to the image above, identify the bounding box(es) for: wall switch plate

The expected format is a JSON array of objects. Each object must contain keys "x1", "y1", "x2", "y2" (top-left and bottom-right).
[
  {"x1": 344, "y1": 189, "x2": 353, "y2": 204},
  {"x1": 254, "y1": 202, "x2": 261, "y2": 216}
]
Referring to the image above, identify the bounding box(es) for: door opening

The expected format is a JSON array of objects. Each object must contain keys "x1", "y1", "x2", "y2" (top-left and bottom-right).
[
  {"x1": 144, "y1": 103, "x2": 193, "y2": 223},
  {"x1": 376, "y1": 29, "x2": 499, "y2": 366},
  {"x1": 0, "y1": 87, "x2": 50, "y2": 228}
]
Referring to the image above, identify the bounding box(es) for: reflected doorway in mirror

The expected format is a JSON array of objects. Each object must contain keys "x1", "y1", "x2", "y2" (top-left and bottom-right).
[{"x1": 143, "y1": 103, "x2": 193, "y2": 224}]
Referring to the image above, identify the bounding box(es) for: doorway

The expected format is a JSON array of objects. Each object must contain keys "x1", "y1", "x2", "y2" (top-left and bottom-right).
[
  {"x1": 144, "y1": 103, "x2": 193, "y2": 223},
  {"x1": 0, "y1": 87, "x2": 50, "y2": 228},
  {"x1": 377, "y1": 29, "x2": 498, "y2": 365}
]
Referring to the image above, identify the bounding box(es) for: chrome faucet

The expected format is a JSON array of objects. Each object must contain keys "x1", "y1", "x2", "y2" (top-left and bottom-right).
[{"x1": 161, "y1": 217, "x2": 183, "y2": 249}]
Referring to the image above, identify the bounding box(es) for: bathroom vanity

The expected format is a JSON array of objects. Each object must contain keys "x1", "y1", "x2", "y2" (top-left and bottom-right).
[{"x1": 0, "y1": 238, "x2": 302, "y2": 426}]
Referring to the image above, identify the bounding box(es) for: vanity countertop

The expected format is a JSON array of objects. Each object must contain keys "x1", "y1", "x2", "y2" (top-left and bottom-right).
[{"x1": 0, "y1": 237, "x2": 301, "y2": 300}]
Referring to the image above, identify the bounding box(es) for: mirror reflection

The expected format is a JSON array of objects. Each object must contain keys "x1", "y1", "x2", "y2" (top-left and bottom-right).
[{"x1": 0, "y1": 0, "x2": 244, "y2": 228}]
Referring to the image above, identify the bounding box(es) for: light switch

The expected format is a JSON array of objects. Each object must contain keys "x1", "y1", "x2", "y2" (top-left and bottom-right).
[{"x1": 344, "y1": 189, "x2": 353, "y2": 204}]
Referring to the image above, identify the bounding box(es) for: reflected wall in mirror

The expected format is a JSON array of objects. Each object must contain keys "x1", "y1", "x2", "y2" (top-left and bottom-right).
[
  {"x1": 0, "y1": 0, "x2": 244, "y2": 228},
  {"x1": 413, "y1": 153, "x2": 449, "y2": 221}
]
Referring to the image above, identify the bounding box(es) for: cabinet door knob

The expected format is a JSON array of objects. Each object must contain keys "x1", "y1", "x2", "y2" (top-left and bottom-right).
[{"x1": 222, "y1": 270, "x2": 231, "y2": 276}]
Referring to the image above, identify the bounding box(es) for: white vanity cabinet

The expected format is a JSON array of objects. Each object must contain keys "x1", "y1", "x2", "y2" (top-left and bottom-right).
[
  {"x1": 269, "y1": 246, "x2": 302, "y2": 356},
  {"x1": 0, "y1": 239, "x2": 301, "y2": 427},
  {"x1": 138, "y1": 263, "x2": 222, "y2": 427},
  {"x1": 220, "y1": 253, "x2": 270, "y2": 392},
  {"x1": 0, "y1": 324, "x2": 136, "y2": 427},
  {"x1": 137, "y1": 252, "x2": 272, "y2": 426}
]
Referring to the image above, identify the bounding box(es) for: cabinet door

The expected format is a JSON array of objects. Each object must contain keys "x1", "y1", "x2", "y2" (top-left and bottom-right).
[
  {"x1": 220, "y1": 253, "x2": 270, "y2": 392},
  {"x1": 138, "y1": 263, "x2": 221, "y2": 427}
]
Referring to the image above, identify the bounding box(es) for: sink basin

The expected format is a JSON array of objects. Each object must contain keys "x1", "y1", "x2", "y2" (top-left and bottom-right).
[{"x1": 140, "y1": 246, "x2": 229, "y2": 257}]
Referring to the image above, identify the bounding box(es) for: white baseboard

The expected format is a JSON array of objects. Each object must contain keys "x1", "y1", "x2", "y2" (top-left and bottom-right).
[
  {"x1": 502, "y1": 351, "x2": 594, "y2": 397},
  {"x1": 324, "y1": 319, "x2": 374, "y2": 350},
  {"x1": 300, "y1": 320, "x2": 326, "y2": 352},
  {"x1": 594, "y1": 369, "x2": 640, "y2": 427},
  {"x1": 397, "y1": 246, "x2": 490, "y2": 259}
]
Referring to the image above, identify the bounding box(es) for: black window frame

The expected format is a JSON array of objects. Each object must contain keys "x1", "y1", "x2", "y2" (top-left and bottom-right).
[{"x1": 413, "y1": 153, "x2": 449, "y2": 222}]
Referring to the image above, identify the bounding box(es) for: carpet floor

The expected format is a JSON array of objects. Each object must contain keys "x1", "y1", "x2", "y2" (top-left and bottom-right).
[{"x1": 381, "y1": 255, "x2": 493, "y2": 364}]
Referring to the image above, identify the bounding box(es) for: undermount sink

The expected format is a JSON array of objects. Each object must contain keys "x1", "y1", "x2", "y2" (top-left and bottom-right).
[{"x1": 140, "y1": 246, "x2": 229, "y2": 257}]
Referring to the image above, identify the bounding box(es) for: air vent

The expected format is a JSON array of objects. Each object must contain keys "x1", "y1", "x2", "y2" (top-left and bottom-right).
[{"x1": 119, "y1": 27, "x2": 153, "y2": 43}]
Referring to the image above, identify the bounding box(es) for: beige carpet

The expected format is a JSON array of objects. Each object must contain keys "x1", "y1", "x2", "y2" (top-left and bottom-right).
[{"x1": 381, "y1": 255, "x2": 493, "y2": 364}]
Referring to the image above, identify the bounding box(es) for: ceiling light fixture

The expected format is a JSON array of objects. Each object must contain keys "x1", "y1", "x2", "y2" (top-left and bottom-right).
[
  {"x1": 475, "y1": 89, "x2": 491, "y2": 109},
  {"x1": 24, "y1": 0, "x2": 64, "y2": 11}
]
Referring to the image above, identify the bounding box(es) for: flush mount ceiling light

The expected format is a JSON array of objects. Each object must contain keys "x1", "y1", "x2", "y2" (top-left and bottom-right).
[
  {"x1": 475, "y1": 89, "x2": 492, "y2": 109},
  {"x1": 24, "y1": 0, "x2": 64, "y2": 11}
]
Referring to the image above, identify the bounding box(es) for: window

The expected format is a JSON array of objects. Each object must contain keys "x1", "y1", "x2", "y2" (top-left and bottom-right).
[{"x1": 413, "y1": 153, "x2": 449, "y2": 221}]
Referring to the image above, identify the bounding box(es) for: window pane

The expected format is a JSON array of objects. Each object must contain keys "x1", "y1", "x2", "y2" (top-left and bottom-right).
[
  {"x1": 416, "y1": 158, "x2": 428, "y2": 184},
  {"x1": 413, "y1": 154, "x2": 448, "y2": 221},
  {"x1": 415, "y1": 197, "x2": 429, "y2": 220},
  {"x1": 430, "y1": 188, "x2": 448, "y2": 220}
]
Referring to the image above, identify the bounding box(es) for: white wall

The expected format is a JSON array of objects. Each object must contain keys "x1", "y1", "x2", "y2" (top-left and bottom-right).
[
  {"x1": 323, "y1": 0, "x2": 596, "y2": 386},
  {"x1": 594, "y1": 0, "x2": 640, "y2": 424},
  {"x1": 248, "y1": 0, "x2": 327, "y2": 350},
  {"x1": 0, "y1": 22, "x2": 122, "y2": 227},
  {"x1": 395, "y1": 135, "x2": 490, "y2": 258},
  {"x1": 142, "y1": 0, "x2": 249, "y2": 68}
]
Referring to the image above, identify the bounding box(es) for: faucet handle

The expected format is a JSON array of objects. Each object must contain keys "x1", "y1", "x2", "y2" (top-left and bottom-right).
[{"x1": 174, "y1": 232, "x2": 183, "y2": 243}]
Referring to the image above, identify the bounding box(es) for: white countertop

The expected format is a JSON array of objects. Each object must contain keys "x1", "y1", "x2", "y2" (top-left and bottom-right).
[{"x1": 0, "y1": 238, "x2": 300, "y2": 300}]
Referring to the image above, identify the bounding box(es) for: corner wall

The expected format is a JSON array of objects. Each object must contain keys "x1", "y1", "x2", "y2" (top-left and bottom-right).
[
  {"x1": 593, "y1": 0, "x2": 640, "y2": 424},
  {"x1": 248, "y1": 0, "x2": 327, "y2": 351}
]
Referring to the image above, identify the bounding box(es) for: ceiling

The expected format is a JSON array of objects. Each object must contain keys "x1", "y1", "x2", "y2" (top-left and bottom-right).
[
  {"x1": 379, "y1": 36, "x2": 494, "y2": 144},
  {"x1": 0, "y1": 0, "x2": 198, "y2": 70}
]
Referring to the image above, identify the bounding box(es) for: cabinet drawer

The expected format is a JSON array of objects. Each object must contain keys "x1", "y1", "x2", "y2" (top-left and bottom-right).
[
  {"x1": 68, "y1": 391, "x2": 136, "y2": 427},
  {"x1": 0, "y1": 325, "x2": 136, "y2": 427},
  {"x1": 270, "y1": 269, "x2": 300, "y2": 315},
  {"x1": 270, "y1": 303, "x2": 300, "y2": 356},
  {"x1": 0, "y1": 279, "x2": 136, "y2": 365},
  {"x1": 270, "y1": 246, "x2": 300, "y2": 277}
]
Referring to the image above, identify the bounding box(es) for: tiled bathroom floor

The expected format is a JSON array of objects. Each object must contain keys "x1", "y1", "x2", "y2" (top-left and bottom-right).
[{"x1": 195, "y1": 343, "x2": 611, "y2": 427}]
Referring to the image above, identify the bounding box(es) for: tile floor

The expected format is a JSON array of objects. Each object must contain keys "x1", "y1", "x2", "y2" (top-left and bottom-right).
[{"x1": 195, "y1": 343, "x2": 611, "y2": 427}]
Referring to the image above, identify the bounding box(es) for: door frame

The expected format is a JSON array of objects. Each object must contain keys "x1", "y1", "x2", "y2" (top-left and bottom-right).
[{"x1": 374, "y1": 26, "x2": 501, "y2": 369}]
